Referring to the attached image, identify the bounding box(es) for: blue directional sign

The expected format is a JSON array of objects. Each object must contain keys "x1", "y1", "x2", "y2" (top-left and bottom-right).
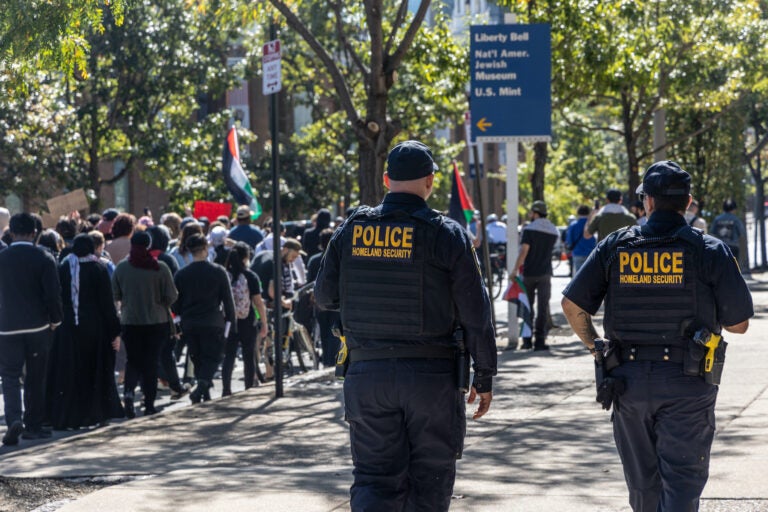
[{"x1": 470, "y1": 24, "x2": 551, "y2": 141}]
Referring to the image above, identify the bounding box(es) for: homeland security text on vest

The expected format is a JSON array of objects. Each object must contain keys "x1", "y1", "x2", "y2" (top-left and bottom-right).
[
  {"x1": 351, "y1": 223, "x2": 414, "y2": 262},
  {"x1": 618, "y1": 249, "x2": 684, "y2": 287}
]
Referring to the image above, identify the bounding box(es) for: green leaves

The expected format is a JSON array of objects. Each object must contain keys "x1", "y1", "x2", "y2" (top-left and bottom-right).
[{"x1": 0, "y1": 0, "x2": 126, "y2": 83}]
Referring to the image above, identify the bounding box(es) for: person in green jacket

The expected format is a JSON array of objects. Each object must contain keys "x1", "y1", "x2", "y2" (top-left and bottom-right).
[
  {"x1": 584, "y1": 189, "x2": 637, "y2": 242},
  {"x1": 112, "y1": 231, "x2": 178, "y2": 418}
]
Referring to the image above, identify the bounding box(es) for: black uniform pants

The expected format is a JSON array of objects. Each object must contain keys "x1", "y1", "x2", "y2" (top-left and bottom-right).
[
  {"x1": 343, "y1": 358, "x2": 465, "y2": 512},
  {"x1": 611, "y1": 362, "x2": 718, "y2": 512},
  {"x1": 0, "y1": 330, "x2": 52, "y2": 432}
]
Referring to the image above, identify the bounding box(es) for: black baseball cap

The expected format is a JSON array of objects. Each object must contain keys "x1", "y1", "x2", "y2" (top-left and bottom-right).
[
  {"x1": 636, "y1": 161, "x2": 691, "y2": 197},
  {"x1": 531, "y1": 200, "x2": 548, "y2": 216},
  {"x1": 386, "y1": 140, "x2": 438, "y2": 181}
]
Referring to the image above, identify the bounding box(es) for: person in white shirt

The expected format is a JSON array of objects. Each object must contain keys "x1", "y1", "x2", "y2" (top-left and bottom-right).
[{"x1": 485, "y1": 214, "x2": 507, "y2": 245}]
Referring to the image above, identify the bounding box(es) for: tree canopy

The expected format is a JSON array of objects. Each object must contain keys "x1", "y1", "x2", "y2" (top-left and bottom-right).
[
  {"x1": 4, "y1": 0, "x2": 768, "y2": 261},
  {"x1": 266, "y1": 0, "x2": 467, "y2": 206},
  {"x1": 0, "y1": 0, "x2": 125, "y2": 83}
]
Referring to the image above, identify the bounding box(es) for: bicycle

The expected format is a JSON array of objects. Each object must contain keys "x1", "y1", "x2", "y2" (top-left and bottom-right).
[
  {"x1": 488, "y1": 243, "x2": 507, "y2": 299},
  {"x1": 258, "y1": 283, "x2": 319, "y2": 379}
]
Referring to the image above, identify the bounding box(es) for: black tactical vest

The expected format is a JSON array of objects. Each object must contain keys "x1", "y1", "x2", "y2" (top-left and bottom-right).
[
  {"x1": 338, "y1": 206, "x2": 455, "y2": 342},
  {"x1": 604, "y1": 225, "x2": 713, "y2": 347}
]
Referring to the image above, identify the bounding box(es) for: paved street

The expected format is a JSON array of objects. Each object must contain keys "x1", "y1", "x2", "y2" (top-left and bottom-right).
[{"x1": 1, "y1": 267, "x2": 766, "y2": 511}]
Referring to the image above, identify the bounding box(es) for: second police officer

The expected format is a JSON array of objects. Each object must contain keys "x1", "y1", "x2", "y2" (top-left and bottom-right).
[
  {"x1": 561, "y1": 161, "x2": 753, "y2": 512},
  {"x1": 315, "y1": 140, "x2": 497, "y2": 511}
]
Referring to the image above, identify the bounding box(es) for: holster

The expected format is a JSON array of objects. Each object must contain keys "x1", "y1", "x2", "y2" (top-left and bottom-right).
[
  {"x1": 594, "y1": 339, "x2": 625, "y2": 412},
  {"x1": 705, "y1": 340, "x2": 727, "y2": 385},
  {"x1": 603, "y1": 340, "x2": 622, "y2": 371},
  {"x1": 690, "y1": 327, "x2": 727, "y2": 385},
  {"x1": 332, "y1": 325, "x2": 349, "y2": 380},
  {"x1": 454, "y1": 328, "x2": 470, "y2": 393},
  {"x1": 684, "y1": 337, "x2": 707, "y2": 376}
]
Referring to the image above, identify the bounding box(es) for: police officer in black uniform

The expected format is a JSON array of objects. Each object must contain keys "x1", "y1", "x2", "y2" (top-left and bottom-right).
[
  {"x1": 315, "y1": 140, "x2": 497, "y2": 511},
  {"x1": 561, "y1": 161, "x2": 753, "y2": 512}
]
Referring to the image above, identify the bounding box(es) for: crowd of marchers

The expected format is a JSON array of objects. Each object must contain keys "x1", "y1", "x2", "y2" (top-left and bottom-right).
[{"x1": 0, "y1": 204, "x2": 343, "y2": 447}]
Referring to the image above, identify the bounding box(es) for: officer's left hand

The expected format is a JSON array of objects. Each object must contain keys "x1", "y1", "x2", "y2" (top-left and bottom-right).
[{"x1": 467, "y1": 387, "x2": 492, "y2": 419}]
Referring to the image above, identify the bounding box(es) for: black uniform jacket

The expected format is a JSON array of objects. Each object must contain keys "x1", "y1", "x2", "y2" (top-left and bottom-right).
[{"x1": 315, "y1": 192, "x2": 497, "y2": 391}]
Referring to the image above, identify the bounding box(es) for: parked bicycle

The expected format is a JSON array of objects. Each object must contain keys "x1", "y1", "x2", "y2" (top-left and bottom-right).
[
  {"x1": 257, "y1": 283, "x2": 319, "y2": 380},
  {"x1": 488, "y1": 242, "x2": 507, "y2": 299}
]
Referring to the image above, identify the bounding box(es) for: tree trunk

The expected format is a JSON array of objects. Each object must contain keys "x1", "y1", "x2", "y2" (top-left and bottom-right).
[
  {"x1": 357, "y1": 71, "x2": 398, "y2": 206},
  {"x1": 88, "y1": 105, "x2": 102, "y2": 214},
  {"x1": 531, "y1": 142, "x2": 547, "y2": 201},
  {"x1": 621, "y1": 93, "x2": 641, "y2": 202},
  {"x1": 357, "y1": 131, "x2": 389, "y2": 206},
  {"x1": 89, "y1": 160, "x2": 101, "y2": 214},
  {"x1": 358, "y1": 140, "x2": 380, "y2": 206}
]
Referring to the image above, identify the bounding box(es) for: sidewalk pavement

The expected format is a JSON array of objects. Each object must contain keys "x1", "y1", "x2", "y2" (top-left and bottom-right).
[{"x1": 2, "y1": 276, "x2": 767, "y2": 511}]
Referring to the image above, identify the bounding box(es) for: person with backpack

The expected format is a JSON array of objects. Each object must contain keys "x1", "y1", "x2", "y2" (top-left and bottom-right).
[
  {"x1": 710, "y1": 199, "x2": 744, "y2": 260},
  {"x1": 220, "y1": 242, "x2": 268, "y2": 395},
  {"x1": 565, "y1": 205, "x2": 597, "y2": 275}
]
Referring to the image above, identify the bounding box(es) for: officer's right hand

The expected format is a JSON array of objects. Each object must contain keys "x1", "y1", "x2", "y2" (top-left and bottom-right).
[{"x1": 467, "y1": 387, "x2": 492, "y2": 419}]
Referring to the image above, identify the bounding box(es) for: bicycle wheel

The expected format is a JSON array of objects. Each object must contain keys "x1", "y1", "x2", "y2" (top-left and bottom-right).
[
  {"x1": 281, "y1": 332, "x2": 295, "y2": 376},
  {"x1": 296, "y1": 324, "x2": 319, "y2": 371},
  {"x1": 492, "y1": 268, "x2": 505, "y2": 299},
  {"x1": 254, "y1": 332, "x2": 275, "y2": 383},
  {"x1": 253, "y1": 334, "x2": 267, "y2": 384}
]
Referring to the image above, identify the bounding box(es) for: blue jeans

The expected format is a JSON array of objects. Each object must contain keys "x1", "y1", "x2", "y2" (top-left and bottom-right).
[
  {"x1": 0, "y1": 330, "x2": 52, "y2": 431},
  {"x1": 572, "y1": 254, "x2": 588, "y2": 275},
  {"x1": 344, "y1": 358, "x2": 465, "y2": 511}
]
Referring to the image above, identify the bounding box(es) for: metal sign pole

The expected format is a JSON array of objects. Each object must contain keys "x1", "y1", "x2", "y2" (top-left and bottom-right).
[
  {"x1": 266, "y1": 23, "x2": 283, "y2": 398},
  {"x1": 470, "y1": 144, "x2": 496, "y2": 329},
  {"x1": 506, "y1": 141, "x2": 519, "y2": 348}
]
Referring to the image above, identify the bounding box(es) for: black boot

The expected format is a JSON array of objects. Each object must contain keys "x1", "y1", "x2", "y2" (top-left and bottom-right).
[
  {"x1": 199, "y1": 379, "x2": 212, "y2": 401},
  {"x1": 521, "y1": 337, "x2": 533, "y2": 350},
  {"x1": 190, "y1": 379, "x2": 210, "y2": 404},
  {"x1": 124, "y1": 395, "x2": 136, "y2": 419}
]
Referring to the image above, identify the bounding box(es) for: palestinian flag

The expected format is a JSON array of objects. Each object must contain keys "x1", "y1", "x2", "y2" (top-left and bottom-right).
[
  {"x1": 448, "y1": 161, "x2": 475, "y2": 228},
  {"x1": 503, "y1": 276, "x2": 533, "y2": 338},
  {"x1": 222, "y1": 126, "x2": 261, "y2": 219}
]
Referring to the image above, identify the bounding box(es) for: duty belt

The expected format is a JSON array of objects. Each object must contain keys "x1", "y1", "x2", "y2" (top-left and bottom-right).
[
  {"x1": 620, "y1": 345, "x2": 685, "y2": 363},
  {"x1": 349, "y1": 345, "x2": 456, "y2": 362}
]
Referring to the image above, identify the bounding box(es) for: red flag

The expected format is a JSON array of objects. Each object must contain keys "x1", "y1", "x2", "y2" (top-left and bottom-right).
[
  {"x1": 193, "y1": 201, "x2": 232, "y2": 220},
  {"x1": 448, "y1": 161, "x2": 475, "y2": 228},
  {"x1": 503, "y1": 276, "x2": 533, "y2": 338}
]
